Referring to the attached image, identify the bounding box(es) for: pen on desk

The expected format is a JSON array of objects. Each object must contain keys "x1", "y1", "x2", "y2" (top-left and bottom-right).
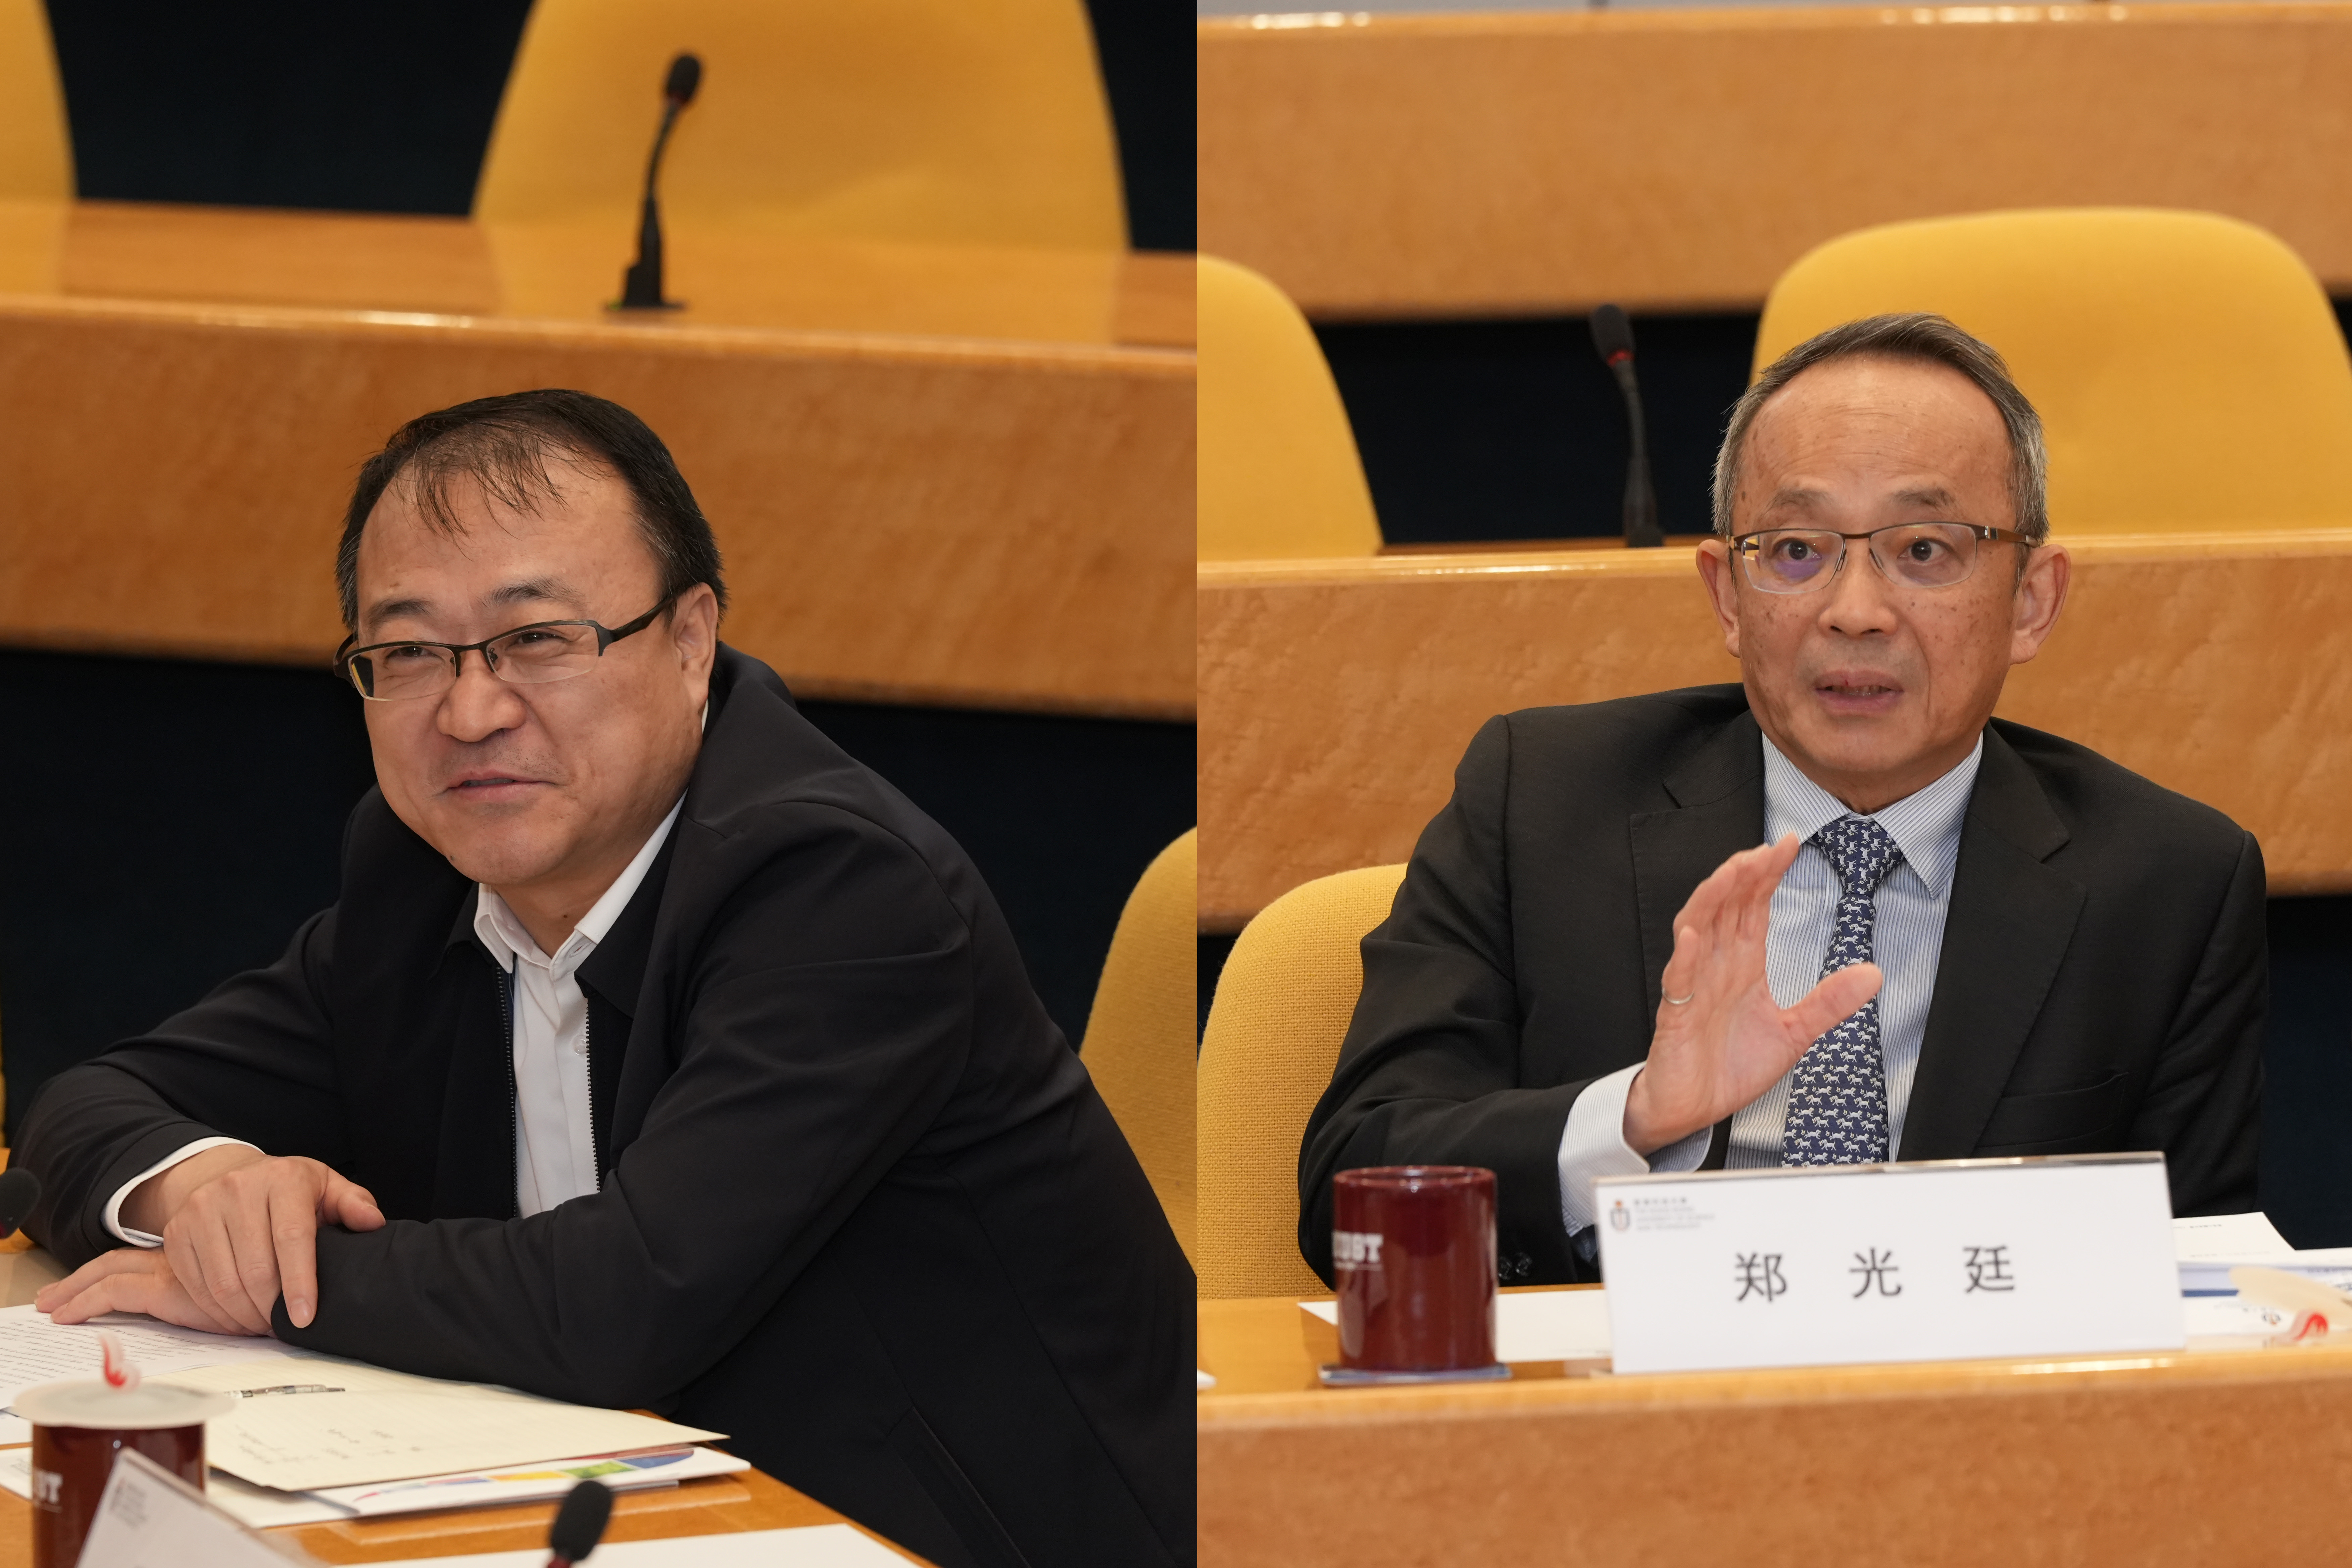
[{"x1": 229, "y1": 1384, "x2": 345, "y2": 1399}]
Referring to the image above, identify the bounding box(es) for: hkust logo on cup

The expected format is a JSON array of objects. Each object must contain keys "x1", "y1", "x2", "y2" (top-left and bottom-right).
[{"x1": 1332, "y1": 1230, "x2": 1386, "y2": 1271}]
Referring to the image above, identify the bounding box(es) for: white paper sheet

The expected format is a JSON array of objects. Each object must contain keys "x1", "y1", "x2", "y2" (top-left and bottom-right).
[
  {"x1": 197, "y1": 1444, "x2": 748, "y2": 1529},
  {"x1": 201, "y1": 1388, "x2": 725, "y2": 1492},
  {"x1": 383, "y1": 1526, "x2": 908, "y2": 1566},
  {"x1": 137, "y1": 1352, "x2": 727, "y2": 1490},
  {"x1": 1300, "y1": 1288, "x2": 1613, "y2": 1362},
  {"x1": 2172, "y1": 1213, "x2": 2296, "y2": 1261},
  {"x1": 0, "y1": 1305, "x2": 279, "y2": 1406}
]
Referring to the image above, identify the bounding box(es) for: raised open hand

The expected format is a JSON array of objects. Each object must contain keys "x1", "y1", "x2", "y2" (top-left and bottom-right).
[{"x1": 1621, "y1": 833, "x2": 1882, "y2": 1154}]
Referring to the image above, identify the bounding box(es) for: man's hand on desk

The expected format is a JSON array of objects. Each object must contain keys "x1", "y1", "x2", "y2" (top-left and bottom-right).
[
  {"x1": 34, "y1": 1246, "x2": 250, "y2": 1334},
  {"x1": 1622, "y1": 833, "x2": 1883, "y2": 1156},
  {"x1": 37, "y1": 1146, "x2": 384, "y2": 1335}
]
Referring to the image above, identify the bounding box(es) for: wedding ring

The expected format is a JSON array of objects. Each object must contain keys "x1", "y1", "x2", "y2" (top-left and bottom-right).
[{"x1": 1662, "y1": 991, "x2": 1695, "y2": 1006}]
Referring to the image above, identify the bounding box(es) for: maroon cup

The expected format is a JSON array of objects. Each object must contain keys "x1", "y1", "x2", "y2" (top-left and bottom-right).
[
  {"x1": 17, "y1": 1380, "x2": 231, "y2": 1568},
  {"x1": 1332, "y1": 1166, "x2": 1498, "y2": 1372}
]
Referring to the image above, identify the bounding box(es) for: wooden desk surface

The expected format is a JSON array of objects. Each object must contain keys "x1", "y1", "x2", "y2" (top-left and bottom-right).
[
  {"x1": 1200, "y1": 1, "x2": 2352, "y2": 318},
  {"x1": 0, "y1": 199, "x2": 1195, "y2": 350},
  {"x1": 0, "y1": 1244, "x2": 930, "y2": 1563},
  {"x1": 0, "y1": 1462, "x2": 928, "y2": 1565},
  {"x1": 1200, "y1": 1289, "x2": 2352, "y2": 1565},
  {"x1": 0, "y1": 202, "x2": 1193, "y2": 719},
  {"x1": 1199, "y1": 528, "x2": 2352, "y2": 925}
]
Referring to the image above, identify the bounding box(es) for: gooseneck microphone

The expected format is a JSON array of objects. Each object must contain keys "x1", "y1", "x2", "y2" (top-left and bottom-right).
[
  {"x1": 613, "y1": 53, "x2": 703, "y2": 312},
  {"x1": 0, "y1": 1168, "x2": 38, "y2": 1239},
  {"x1": 1588, "y1": 304, "x2": 1666, "y2": 548},
  {"x1": 547, "y1": 1477, "x2": 613, "y2": 1566}
]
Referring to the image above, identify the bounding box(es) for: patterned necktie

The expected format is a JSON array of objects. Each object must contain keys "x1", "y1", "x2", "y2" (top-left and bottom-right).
[{"x1": 1780, "y1": 815, "x2": 1904, "y2": 1167}]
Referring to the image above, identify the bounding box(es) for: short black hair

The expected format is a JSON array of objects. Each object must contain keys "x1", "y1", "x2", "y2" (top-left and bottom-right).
[
  {"x1": 335, "y1": 388, "x2": 728, "y2": 631},
  {"x1": 1713, "y1": 312, "x2": 2050, "y2": 543}
]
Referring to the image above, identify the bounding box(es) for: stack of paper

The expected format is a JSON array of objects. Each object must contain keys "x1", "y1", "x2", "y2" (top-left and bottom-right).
[{"x1": 0, "y1": 1306, "x2": 743, "y2": 1527}]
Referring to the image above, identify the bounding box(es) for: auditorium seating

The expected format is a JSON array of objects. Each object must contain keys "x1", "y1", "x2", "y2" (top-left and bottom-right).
[
  {"x1": 1080, "y1": 829, "x2": 1199, "y2": 1268},
  {"x1": 1758, "y1": 208, "x2": 2352, "y2": 534},
  {"x1": 475, "y1": 0, "x2": 1126, "y2": 251},
  {"x1": 1198, "y1": 255, "x2": 1383, "y2": 562},
  {"x1": 1198, "y1": 863, "x2": 1404, "y2": 1299},
  {"x1": 0, "y1": 0, "x2": 68, "y2": 199}
]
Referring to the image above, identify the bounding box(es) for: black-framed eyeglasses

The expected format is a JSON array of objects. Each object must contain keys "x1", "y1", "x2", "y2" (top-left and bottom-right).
[
  {"x1": 1731, "y1": 522, "x2": 2032, "y2": 595},
  {"x1": 334, "y1": 600, "x2": 671, "y2": 701}
]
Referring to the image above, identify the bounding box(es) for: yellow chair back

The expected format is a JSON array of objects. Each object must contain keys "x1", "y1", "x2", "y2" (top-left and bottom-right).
[
  {"x1": 475, "y1": 0, "x2": 1125, "y2": 250},
  {"x1": 1756, "y1": 208, "x2": 2352, "y2": 533},
  {"x1": 1198, "y1": 255, "x2": 1383, "y2": 561},
  {"x1": 1079, "y1": 830, "x2": 1197, "y2": 1268},
  {"x1": 1197, "y1": 863, "x2": 1406, "y2": 1299},
  {"x1": 0, "y1": 0, "x2": 71, "y2": 201}
]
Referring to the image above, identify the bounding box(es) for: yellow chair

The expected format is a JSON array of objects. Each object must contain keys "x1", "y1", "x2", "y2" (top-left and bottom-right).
[
  {"x1": 1078, "y1": 830, "x2": 1197, "y2": 1269},
  {"x1": 473, "y1": 0, "x2": 1125, "y2": 251},
  {"x1": 1197, "y1": 863, "x2": 1406, "y2": 1299},
  {"x1": 1756, "y1": 208, "x2": 2352, "y2": 534},
  {"x1": 0, "y1": 0, "x2": 71, "y2": 200},
  {"x1": 1198, "y1": 254, "x2": 1383, "y2": 561}
]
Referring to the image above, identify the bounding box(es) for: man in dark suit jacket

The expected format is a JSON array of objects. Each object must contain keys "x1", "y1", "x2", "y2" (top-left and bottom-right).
[
  {"x1": 19, "y1": 390, "x2": 1191, "y2": 1568},
  {"x1": 1301, "y1": 314, "x2": 2263, "y2": 1286}
]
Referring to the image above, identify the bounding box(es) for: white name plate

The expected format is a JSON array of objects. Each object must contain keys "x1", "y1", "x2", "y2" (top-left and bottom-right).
[{"x1": 1595, "y1": 1153, "x2": 2184, "y2": 1375}]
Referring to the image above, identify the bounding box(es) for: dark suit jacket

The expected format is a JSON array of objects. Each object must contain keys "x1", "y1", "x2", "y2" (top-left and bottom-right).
[
  {"x1": 18, "y1": 647, "x2": 1192, "y2": 1568},
  {"x1": 1299, "y1": 685, "x2": 2265, "y2": 1287}
]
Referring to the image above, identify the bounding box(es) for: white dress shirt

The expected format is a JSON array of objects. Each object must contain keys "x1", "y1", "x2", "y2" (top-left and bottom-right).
[
  {"x1": 105, "y1": 799, "x2": 686, "y2": 1243},
  {"x1": 1555, "y1": 732, "x2": 1985, "y2": 1239},
  {"x1": 475, "y1": 799, "x2": 682, "y2": 1218}
]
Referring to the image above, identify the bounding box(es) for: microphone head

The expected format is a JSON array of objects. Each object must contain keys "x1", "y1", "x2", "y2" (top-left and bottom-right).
[
  {"x1": 664, "y1": 53, "x2": 702, "y2": 106},
  {"x1": 0, "y1": 1168, "x2": 40, "y2": 1239},
  {"x1": 1589, "y1": 303, "x2": 1636, "y2": 365},
  {"x1": 550, "y1": 1477, "x2": 613, "y2": 1563}
]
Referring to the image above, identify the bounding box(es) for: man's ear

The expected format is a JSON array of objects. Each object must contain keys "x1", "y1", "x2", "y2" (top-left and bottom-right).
[
  {"x1": 2008, "y1": 542, "x2": 2070, "y2": 666},
  {"x1": 668, "y1": 583, "x2": 720, "y2": 680},
  {"x1": 1695, "y1": 538, "x2": 1743, "y2": 660}
]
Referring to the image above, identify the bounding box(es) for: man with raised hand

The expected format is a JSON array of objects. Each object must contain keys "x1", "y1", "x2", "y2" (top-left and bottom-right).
[
  {"x1": 1301, "y1": 313, "x2": 2264, "y2": 1286},
  {"x1": 19, "y1": 389, "x2": 1192, "y2": 1568}
]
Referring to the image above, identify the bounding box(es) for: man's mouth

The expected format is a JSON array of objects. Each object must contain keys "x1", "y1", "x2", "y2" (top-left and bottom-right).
[
  {"x1": 445, "y1": 773, "x2": 543, "y2": 794},
  {"x1": 1814, "y1": 677, "x2": 1904, "y2": 710}
]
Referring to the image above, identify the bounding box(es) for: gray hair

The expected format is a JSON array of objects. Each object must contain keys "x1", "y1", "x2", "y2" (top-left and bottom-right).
[{"x1": 1710, "y1": 312, "x2": 2049, "y2": 544}]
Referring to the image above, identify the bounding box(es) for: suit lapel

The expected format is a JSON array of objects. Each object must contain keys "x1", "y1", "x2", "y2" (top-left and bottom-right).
[
  {"x1": 1897, "y1": 727, "x2": 2085, "y2": 1160},
  {"x1": 1629, "y1": 712, "x2": 1767, "y2": 1009}
]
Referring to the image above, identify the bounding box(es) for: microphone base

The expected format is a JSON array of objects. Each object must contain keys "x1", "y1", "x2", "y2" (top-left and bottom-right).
[{"x1": 605, "y1": 300, "x2": 685, "y2": 314}]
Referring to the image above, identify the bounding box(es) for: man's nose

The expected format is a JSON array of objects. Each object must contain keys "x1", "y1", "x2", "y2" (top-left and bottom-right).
[
  {"x1": 435, "y1": 649, "x2": 525, "y2": 741},
  {"x1": 1816, "y1": 544, "x2": 1902, "y2": 636}
]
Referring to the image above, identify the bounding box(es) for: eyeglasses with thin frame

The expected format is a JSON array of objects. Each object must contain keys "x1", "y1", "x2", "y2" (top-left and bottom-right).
[
  {"x1": 334, "y1": 599, "x2": 671, "y2": 701},
  {"x1": 1731, "y1": 522, "x2": 2031, "y2": 595}
]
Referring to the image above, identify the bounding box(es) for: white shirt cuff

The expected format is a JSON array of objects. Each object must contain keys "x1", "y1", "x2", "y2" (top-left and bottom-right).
[
  {"x1": 1557, "y1": 1064, "x2": 1713, "y2": 1234},
  {"x1": 103, "y1": 1138, "x2": 259, "y2": 1247}
]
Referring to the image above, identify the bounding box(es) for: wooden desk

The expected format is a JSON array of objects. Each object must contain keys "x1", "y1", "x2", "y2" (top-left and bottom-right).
[
  {"x1": 0, "y1": 1243, "x2": 930, "y2": 1562},
  {"x1": 1199, "y1": 2, "x2": 2352, "y2": 318},
  {"x1": 0, "y1": 200, "x2": 1193, "y2": 720},
  {"x1": 0, "y1": 1465, "x2": 928, "y2": 1565},
  {"x1": 1199, "y1": 1289, "x2": 2352, "y2": 1565},
  {"x1": 1198, "y1": 530, "x2": 2352, "y2": 926}
]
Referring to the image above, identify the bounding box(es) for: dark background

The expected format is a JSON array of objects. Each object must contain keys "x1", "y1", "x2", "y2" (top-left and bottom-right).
[{"x1": 1, "y1": 0, "x2": 1195, "y2": 1138}]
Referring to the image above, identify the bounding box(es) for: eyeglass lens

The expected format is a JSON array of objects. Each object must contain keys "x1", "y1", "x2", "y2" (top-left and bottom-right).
[
  {"x1": 350, "y1": 624, "x2": 602, "y2": 700},
  {"x1": 1744, "y1": 523, "x2": 1981, "y2": 593}
]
